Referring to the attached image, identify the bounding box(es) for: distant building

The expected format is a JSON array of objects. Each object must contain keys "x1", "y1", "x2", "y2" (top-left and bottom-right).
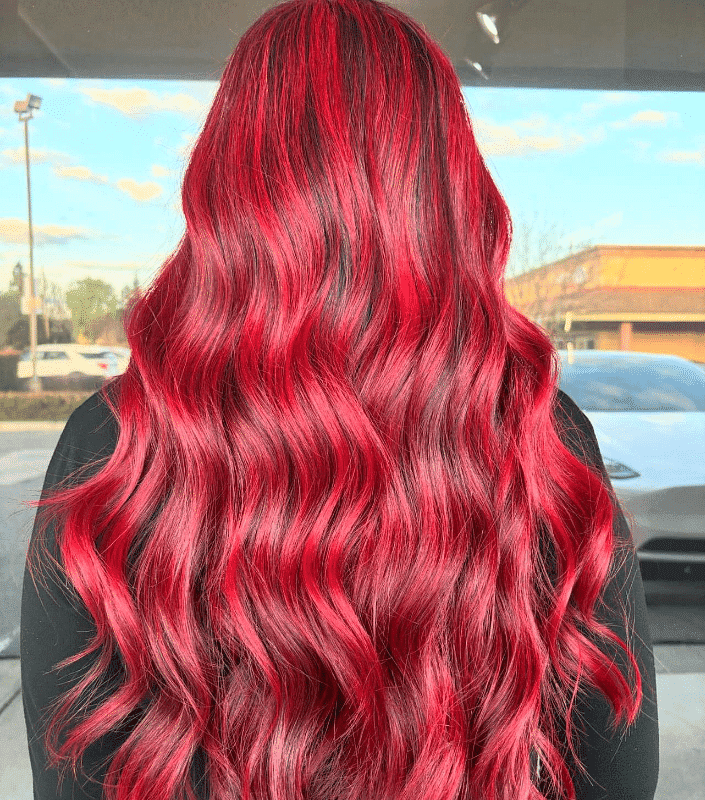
[{"x1": 504, "y1": 245, "x2": 705, "y2": 363}]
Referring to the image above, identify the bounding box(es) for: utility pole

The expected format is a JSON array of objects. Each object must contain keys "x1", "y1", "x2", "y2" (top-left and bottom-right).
[{"x1": 13, "y1": 93, "x2": 42, "y2": 392}]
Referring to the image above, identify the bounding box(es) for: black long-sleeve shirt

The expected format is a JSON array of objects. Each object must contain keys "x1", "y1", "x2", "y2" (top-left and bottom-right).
[{"x1": 21, "y1": 386, "x2": 659, "y2": 799}]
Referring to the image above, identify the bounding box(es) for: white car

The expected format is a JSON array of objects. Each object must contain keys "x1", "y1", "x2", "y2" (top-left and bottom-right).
[
  {"x1": 557, "y1": 349, "x2": 705, "y2": 580},
  {"x1": 16, "y1": 344, "x2": 125, "y2": 391},
  {"x1": 92, "y1": 346, "x2": 131, "y2": 373}
]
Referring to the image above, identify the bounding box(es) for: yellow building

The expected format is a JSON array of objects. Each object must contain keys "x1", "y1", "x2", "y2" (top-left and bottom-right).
[{"x1": 504, "y1": 245, "x2": 705, "y2": 363}]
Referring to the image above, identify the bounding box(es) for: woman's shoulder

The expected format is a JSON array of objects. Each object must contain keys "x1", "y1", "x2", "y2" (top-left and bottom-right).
[
  {"x1": 555, "y1": 387, "x2": 588, "y2": 427},
  {"x1": 553, "y1": 388, "x2": 601, "y2": 469},
  {"x1": 44, "y1": 379, "x2": 121, "y2": 491},
  {"x1": 62, "y1": 378, "x2": 121, "y2": 454},
  {"x1": 57, "y1": 383, "x2": 598, "y2": 471}
]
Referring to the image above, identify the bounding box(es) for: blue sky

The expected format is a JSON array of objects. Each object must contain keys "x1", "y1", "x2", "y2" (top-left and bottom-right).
[{"x1": 0, "y1": 77, "x2": 703, "y2": 299}]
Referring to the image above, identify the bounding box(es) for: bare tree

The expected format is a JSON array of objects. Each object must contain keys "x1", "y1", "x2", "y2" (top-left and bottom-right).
[
  {"x1": 504, "y1": 212, "x2": 597, "y2": 341},
  {"x1": 505, "y1": 210, "x2": 592, "y2": 280}
]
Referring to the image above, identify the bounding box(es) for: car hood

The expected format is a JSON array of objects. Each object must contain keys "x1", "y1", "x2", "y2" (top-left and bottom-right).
[{"x1": 585, "y1": 411, "x2": 705, "y2": 485}]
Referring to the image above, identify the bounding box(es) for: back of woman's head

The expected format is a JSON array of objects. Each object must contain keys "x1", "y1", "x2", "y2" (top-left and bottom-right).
[
  {"x1": 29, "y1": 1, "x2": 643, "y2": 798},
  {"x1": 175, "y1": 0, "x2": 511, "y2": 399}
]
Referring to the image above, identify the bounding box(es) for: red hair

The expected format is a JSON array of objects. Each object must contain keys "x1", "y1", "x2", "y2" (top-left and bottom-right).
[{"x1": 27, "y1": 0, "x2": 642, "y2": 798}]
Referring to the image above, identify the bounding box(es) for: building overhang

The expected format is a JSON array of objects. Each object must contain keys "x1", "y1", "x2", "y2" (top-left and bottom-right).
[{"x1": 1, "y1": 0, "x2": 704, "y2": 89}]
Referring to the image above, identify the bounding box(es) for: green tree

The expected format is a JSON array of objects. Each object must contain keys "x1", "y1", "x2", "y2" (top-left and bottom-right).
[
  {"x1": 0, "y1": 291, "x2": 22, "y2": 347},
  {"x1": 10, "y1": 262, "x2": 23, "y2": 296},
  {"x1": 5, "y1": 316, "x2": 71, "y2": 350},
  {"x1": 118, "y1": 273, "x2": 141, "y2": 311},
  {"x1": 65, "y1": 277, "x2": 118, "y2": 339}
]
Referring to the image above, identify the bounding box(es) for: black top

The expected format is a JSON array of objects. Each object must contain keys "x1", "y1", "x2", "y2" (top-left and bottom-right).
[{"x1": 21, "y1": 386, "x2": 659, "y2": 799}]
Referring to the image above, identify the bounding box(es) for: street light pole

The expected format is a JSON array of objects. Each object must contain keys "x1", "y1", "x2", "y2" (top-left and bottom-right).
[
  {"x1": 23, "y1": 112, "x2": 39, "y2": 391},
  {"x1": 14, "y1": 93, "x2": 42, "y2": 393}
]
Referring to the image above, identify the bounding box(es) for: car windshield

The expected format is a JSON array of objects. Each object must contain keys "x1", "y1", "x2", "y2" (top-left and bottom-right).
[{"x1": 558, "y1": 358, "x2": 705, "y2": 411}]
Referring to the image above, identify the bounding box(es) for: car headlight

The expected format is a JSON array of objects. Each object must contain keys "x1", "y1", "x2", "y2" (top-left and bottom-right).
[{"x1": 603, "y1": 458, "x2": 640, "y2": 480}]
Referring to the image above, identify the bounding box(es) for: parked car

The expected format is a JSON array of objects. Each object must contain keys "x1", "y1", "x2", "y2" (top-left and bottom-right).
[
  {"x1": 557, "y1": 349, "x2": 705, "y2": 579},
  {"x1": 16, "y1": 344, "x2": 125, "y2": 391},
  {"x1": 92, "y1": 346, "x2": 131, "y2": 373}
]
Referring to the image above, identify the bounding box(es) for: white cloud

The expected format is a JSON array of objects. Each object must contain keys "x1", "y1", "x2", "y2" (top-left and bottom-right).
[
  {"x1": 0, "y1": 216, "x2": 95, "y2": 245},
  {"x1": 611, "y1": 109, "x2": 679, "y2": 130},
  {"x1": 602, "y1": 92, "x2": 637, "y2": 105},
  {"x1": 630, "y1": 109, "x2": 678, "y2": 125},
  {"x1": 150, "y1": 163, "x2": 170, "y2": 178},
  {"x1": 48, "y1": 158, "x2": 168, "y2": 202},
  {"x1": 657, "y1": 149, "x2": 704, "y2": 164},
  {"x1": 115, "y1": 178, "x2": 163, "y2": 202},
  {"x1": 474, "y1": 119, "x2": 558, "y2": 156},
  {"x1": 512, "y1": 113, "x2": 550, "y2": 133},
  {"x1": 473, "y1": 116, "x2": 603, "y2": 157},
  {"x1": 0, "y1": 146, "x2": 69, "y2": 167},
  {"x1": 53, "y1": 163, "x2": 109, "y2": 184},
  {"x1": 565, "y1": 92, "x2": 640, "y2": 123},
  {"x1": 80, "y1": 86, "x2": 205, "y2": 119}
]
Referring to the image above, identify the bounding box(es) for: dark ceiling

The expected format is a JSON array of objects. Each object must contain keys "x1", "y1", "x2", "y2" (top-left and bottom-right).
[{"x1": 1, "y1": 0, "x2": 703, "y2": 90}]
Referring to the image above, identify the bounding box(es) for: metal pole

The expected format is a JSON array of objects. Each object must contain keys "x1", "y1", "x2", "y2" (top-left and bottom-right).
[{"x1": 24, "y1": 115, "x2": 41, "y2": 392}]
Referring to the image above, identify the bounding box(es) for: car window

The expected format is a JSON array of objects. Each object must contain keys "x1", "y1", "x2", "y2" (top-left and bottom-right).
[
  {"x1": 44, "y1": 351, "x2": 70, "y2": 360},
  {"x1": 558, "y1": 359, "x2": 705, "y2": 411},
  {"x1": 79, "y1": 351, "x2": 118, "y2": 360}
]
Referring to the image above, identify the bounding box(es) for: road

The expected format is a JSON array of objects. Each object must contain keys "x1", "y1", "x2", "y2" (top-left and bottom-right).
[{"x1": 0, "y1": 426, "x2": 63, "y2": 657}]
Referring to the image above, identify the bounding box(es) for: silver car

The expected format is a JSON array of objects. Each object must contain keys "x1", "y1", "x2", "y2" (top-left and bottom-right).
[{"x1": 557, "y1": 349, "x2": 705, "y2": 579}]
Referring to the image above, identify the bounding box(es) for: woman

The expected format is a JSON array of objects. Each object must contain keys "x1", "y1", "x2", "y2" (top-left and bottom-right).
[{"x1": 21, "y1": 0, "x2": 659, "y2": 798}]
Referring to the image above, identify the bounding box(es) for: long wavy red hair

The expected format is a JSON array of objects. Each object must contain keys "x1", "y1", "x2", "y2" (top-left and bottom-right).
[{"x1": 27, "y1": 0, "x2": 643, "y2": 798}]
